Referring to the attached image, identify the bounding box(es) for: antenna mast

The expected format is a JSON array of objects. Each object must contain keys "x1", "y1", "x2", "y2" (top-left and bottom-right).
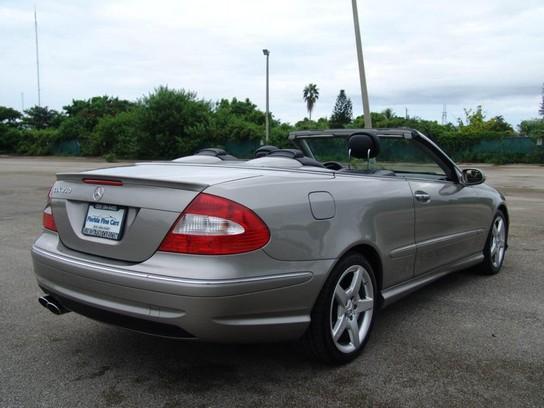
[
  {"x1": 441, "y1": 104, "x2": 447, "y2": 125},
  {"x1": 34, "y1": 7, "x2": 41, "y2": 106}
]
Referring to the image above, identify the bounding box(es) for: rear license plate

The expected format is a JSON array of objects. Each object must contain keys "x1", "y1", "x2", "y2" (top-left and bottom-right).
[{"x1": 82, "y1": 204, "x2": 127, "y2": 241}]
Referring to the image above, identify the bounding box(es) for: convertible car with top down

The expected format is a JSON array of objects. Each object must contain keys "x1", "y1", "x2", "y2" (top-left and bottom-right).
[{"x1": 32, "y1": 128, "x2": 508, "y2": 363}]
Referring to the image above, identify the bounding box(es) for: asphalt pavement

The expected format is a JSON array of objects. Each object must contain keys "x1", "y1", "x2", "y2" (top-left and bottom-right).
[{"x1": 0, "y1": 157, "x2": 542, "y2": 407}]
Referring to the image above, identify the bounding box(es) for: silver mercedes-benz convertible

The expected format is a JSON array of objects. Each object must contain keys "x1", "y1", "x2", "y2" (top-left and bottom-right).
[{"x1": 32, "y1": 128, "x2": 508, "y2": 363}]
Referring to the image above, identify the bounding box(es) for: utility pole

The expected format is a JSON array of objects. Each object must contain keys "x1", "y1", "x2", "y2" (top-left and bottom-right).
[
  {"x1": 262, "y1": 49, "x2": 270, "y2": 144},
  {"x1": 442, "y1": 104, "x2": 448, "y2": 125},
  {"x1": 351, "y1": 0, "x2": 372, "y2": 128},
  {"x1": 34, "y1": 7, "x2": 41, "y2": 107},
  {"x1": 405, "y1": 107, "x2": 408, "y2": 119},
  {"x1": 21, "y1": 92, "x2": 25, "y2": 112}
]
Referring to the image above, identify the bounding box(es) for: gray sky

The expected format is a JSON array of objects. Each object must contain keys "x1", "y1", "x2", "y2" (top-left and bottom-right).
[{"x1": 1, "y1": 0, "x2": 543, "y2": 127}]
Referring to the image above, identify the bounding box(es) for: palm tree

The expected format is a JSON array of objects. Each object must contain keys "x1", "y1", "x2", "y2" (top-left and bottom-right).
[
  {"x1": 303, "y1": 83, "x2": 319, "y2": 120},
  {"x1": 382, "y1": 108, "x2": 395, "y2": 120}
]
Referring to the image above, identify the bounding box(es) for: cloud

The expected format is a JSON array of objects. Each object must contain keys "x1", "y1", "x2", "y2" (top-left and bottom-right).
[{"x1": 1, "y1": 0, "x2": 542, "y2": 126}]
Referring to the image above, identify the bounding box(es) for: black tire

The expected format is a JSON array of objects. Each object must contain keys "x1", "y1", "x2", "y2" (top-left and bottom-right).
[
  {"x1": 305, "y1": 252, "x2": 377, "y2": 364},
  {"x1": 478, "y1": 210, "x2": 508, "y2": 275}
]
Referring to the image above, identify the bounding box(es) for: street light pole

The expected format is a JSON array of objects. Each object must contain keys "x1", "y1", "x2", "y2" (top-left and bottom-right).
[
  {"x1": 351, "y1": 0, "x2": 372, "y2": 128},
  {"x1": 262, "y1": 49, "x2": 270, "y2": 144}
]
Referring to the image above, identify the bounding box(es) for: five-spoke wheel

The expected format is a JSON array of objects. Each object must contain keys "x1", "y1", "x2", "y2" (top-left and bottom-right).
[
  {"x1": 306, "y1": 252, "x2": 377, "y2": 364},
  {"x1": 479, "y1": 210, "x2": 508, "y2": 275},
  {"x1": 330, "y1": 265, "x2": 374, "y2": 354},
  {"x1": 489, "y1": 216, "x2": 506, "y2": 269}
]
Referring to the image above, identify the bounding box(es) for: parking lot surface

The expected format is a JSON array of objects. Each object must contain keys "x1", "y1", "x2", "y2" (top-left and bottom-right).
[{"x1": 0, "y1": 157, "x2": 543, "y2": 407}]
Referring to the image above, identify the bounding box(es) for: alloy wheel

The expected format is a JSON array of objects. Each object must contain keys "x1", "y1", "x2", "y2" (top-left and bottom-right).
[
  {"x1": 490, "y1": 216, "x2": 506, "y2": 269},
  {"x1": 329, "y1": 264, "x2": 374, "y2": 354}
]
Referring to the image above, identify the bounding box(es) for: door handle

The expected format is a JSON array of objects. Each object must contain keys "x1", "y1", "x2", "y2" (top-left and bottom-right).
[{"x1": 414, "y1": 191, "x2": 431, "y2": 203}]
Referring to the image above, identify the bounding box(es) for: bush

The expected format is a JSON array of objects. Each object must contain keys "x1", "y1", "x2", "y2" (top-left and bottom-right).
[
  {"x1": 103, "y1": 152, "x2": 117, "y2": 162},
  {"x1": 0, "y1": 127, "x2": 22, "y2": 153},
  {"x1": 15, "y1": 129, "x2": 60, "y2": 155},
  {"x1": 137, "y1": 86, "x2": 214, "y2": 159},
  {"x1": 92, "y1": 110, "x2": 142, "y2": 158}
]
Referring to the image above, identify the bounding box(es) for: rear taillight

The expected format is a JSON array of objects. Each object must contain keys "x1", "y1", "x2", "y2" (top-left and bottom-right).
[
  {"x1": 42, "y1": 187, "x2": 57, "y2": 232},
  {"x1": 159, "y1": 193, "x2": 270, "y2": 255},
  {"x1": 43, "y1": 205, "x2": 57, "y2": 232}
]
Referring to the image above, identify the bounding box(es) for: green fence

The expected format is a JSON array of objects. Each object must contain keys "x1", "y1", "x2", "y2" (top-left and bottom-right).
[
  {"x1": 52, "y1": 139, "x2": 80, "y2": 156},
  {"x1": 46, "y1": 135, "x2": 544, "y2": 164},
  {"x1": 441, "y1": 137, "x2": 543, "y2": 164},
  {"x1": 224, "y1": 140, "x2": 261, "y2": 159},
  {"x1": 224, "y1": 136, "x2": 544, "y2": 164}
]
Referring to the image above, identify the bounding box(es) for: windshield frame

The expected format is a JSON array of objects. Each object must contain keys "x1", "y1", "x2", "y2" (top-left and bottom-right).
[{"x1": 290, "y1": 128, "x2": 461, "y2": 183}]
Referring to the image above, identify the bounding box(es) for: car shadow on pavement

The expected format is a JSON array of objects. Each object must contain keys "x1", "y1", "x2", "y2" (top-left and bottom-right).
[{"x1": 64, "y1": 268, "x2": 484, "y2": 393}]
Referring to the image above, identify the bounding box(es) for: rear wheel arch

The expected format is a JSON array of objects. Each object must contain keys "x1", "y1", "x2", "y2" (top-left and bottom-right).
[
  {"x1": 341, "y1": 244, "x2": 383, "y2": 303},
  {"x1": 311, "y1": 243, "x2": 384, "y2": 315}
]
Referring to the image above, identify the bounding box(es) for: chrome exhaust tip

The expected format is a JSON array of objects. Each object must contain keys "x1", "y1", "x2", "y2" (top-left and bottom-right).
[
  {"x1": 38, "y1": 295, "x2": 69, "y2": 315},
  {"x1": 38, "y1": 296, "x2": 49, "y2": 308}
]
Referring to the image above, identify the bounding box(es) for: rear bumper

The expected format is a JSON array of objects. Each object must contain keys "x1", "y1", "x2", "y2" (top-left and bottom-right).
[{"x1": 31, "y1": 232, "x2": 334, "y2": 342}]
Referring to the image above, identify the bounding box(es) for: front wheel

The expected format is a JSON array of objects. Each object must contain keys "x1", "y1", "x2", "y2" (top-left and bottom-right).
[
  {"x1": 479, "y1": 211, "x2": 508, "y2": 275},
  {"x1": 305, "y1": 253, "x2": 377, "y2": 364}
]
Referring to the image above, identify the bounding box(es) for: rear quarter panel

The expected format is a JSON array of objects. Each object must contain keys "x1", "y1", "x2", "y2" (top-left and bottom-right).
[{"x1": 206, "y1": 172, "x2": 416, "y2": 288}]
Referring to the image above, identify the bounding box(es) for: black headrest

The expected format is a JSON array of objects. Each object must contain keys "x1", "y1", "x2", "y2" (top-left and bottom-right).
[
  {"x1": 255, "y1": 145, "x2": 279, "y2": 158},
  {"x1": 348, "y1": 133, "x2": 380, "y2": 159},
  {"x1": 267, "y1": 148, "x2": 324, "y2": 168},
  {"x1": 268, "y1": 149, "x2": 304, "y2": 159},
  {"x1": 195, "y1": 148, "x2": 238, "y2": 161},
  {"x1": 197, "y1": 148, "x2": 227, "y2": 157}
]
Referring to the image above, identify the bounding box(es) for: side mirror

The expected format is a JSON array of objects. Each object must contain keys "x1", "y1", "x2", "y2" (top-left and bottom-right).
[{"x1": 462, "y1": 168, "x2": 485, "y2": 185}]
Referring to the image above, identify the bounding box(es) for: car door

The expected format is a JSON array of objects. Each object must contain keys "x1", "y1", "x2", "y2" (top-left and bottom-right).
[
  {"x1": 408, "y1": 178, "x2": 489, "y2": 275},
  {"x1": 374, "y1": 135, "x2": 489, "y2": 276}
]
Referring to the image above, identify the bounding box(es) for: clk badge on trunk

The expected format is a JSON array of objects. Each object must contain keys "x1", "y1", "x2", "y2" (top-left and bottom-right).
[{"x1": 93, "y1": 186, "x2": 105, "y2": 201}]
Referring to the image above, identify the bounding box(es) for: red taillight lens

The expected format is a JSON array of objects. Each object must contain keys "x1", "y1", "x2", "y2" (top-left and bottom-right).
[
  {"x1": 43, "y1": 205, "x2": 57, "y2": 232},
  {"x1": 159, "y1": 193, "x2": 270, "y2": 255}
]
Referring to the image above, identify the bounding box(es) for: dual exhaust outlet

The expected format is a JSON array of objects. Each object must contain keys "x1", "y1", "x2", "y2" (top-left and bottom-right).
[{"x1": 38, "y1": 295, "x2": 70, "y2": 315}]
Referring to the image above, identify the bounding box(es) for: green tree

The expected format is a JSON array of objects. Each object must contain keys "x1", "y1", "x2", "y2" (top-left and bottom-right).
[
  {"x1": 382, "y1": 108, "x2": 395, "y2": 120},
  {"x1": 22, "y1": 106, "x2": 63, "y2": 129},
  {"x1": 519, "y1": 119, "x2": 544, "y2": 139},
  {"x1": 212, "y1": 98, "x2": 264, "y2": 147},
  {"x1": 294, "y1": 117, "x2": 329, "y2": 130},
  {"x1": 15, "y1": 128, "x2": 60, "y2": 155},
  {"x1": 63, "y1": 95, "x2": 135, "y2": 119},
  {"x1": 458, "y1": 106, "x2": 513, "y2": 134},
  {"x1": 269, "y1": 122, "x2": 294, "y2": 149},
  {"x1": 302, "y1": 83, "x2": 319, "y2": 120},
  {"x1": 137, "y1": 86, "x2": 214, "y2": 159},
  {"x1": 92, "y1": 110, "x2": 142, "y2": 158},
  {"x1": 60, "y1": 96, "x2": 135, "y2": 155},
  {"x1": 330, "y1": 90, "x2": 353, "y2": 128},
  {"x1": 0, "y1": 106, "x2": 22, "y2": 126}
]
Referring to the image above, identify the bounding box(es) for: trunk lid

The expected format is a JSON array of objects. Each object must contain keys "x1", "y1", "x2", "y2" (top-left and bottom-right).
[{"x1": 49, "y1": 163, "x2": 262, "y2": 262}]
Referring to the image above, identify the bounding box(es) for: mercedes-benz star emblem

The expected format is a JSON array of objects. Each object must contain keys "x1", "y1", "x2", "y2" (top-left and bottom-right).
[{"x1": 93, "y1": 186, "x2": 105, "y2": 201}]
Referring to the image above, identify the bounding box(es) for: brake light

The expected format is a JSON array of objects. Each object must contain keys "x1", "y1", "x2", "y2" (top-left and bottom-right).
[
  {"x1": 43, "y1": 205, "x2": 57, "y2": 232},
  {"x1": 43, "y1": 186, "x2": 57, "y2": 232},
  {"x1": 159, "y1": 193, "x2": 270, "y2": 255},
  {"x1": 82, "y1": 178, "x2": 123, "y2": 186}
]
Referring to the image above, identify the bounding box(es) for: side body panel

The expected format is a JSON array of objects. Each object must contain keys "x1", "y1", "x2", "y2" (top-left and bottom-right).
[
  {"x1": 206, "y1": 173, "x2": 416, "y2": 288},
  {"x1": 408, "y1": 179, "x2": 495, "y2": 275}
]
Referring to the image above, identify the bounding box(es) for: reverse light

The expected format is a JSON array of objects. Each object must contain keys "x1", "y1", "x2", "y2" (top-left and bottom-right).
[
  {"x1": 159, "y1": 193, "x2": 270, "y2": 255},
  {"x1": 173, "y1": 214, "x2": 245, "y2": 236}
]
